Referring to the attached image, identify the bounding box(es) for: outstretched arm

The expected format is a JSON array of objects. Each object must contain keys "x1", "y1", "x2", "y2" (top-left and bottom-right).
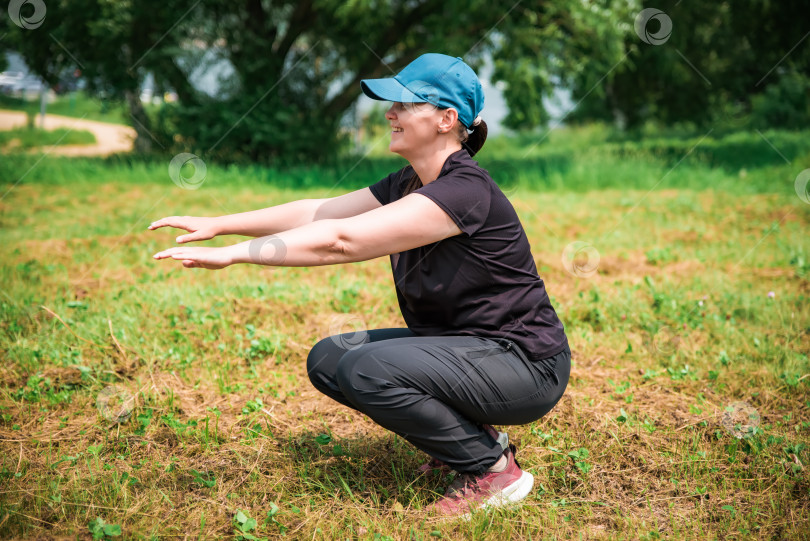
[
  {"x1": 148, "y1": 187, "x2": 382, "y2": 242},
  {"x1": 152, "y1": 193, "x2": 462, "y2": 269}
]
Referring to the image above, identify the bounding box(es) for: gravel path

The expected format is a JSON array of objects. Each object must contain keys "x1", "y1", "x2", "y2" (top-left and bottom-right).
[{"x1": 0, "y1": 109, "x2": 135, "y2": 156}]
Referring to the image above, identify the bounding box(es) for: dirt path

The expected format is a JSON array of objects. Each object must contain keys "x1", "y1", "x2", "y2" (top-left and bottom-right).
[{"x1": 0, "y1": 109, "x2": 135, "y2": 156}]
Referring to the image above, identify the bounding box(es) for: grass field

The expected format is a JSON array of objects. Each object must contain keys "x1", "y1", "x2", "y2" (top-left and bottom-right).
[
  {"x1": 1, "y1": 126, "x2": 809, "y2": 539},
  {"x1": 0, "y1": 126, "x2": 96, "y2": 151},
  {"x1": 0, "y1": 92, "x2": 143, "y2": 125}
]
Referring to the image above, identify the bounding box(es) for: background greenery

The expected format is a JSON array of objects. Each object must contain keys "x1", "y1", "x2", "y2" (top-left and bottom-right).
[{"x1": 3, "y1": 0, "x2": 809, "y2": 160}]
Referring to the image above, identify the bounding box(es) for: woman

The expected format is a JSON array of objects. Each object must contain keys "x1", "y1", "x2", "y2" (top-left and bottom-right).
[{"x1": 151, "y1": 53, "x2": 570, "y2": 517}]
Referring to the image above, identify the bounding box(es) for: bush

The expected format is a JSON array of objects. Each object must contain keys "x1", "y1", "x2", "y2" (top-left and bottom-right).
[
  {"x1": 751, "y1": 71, "x2": 810, "y2": 130},
  {"x1": 153, "y1": 92, "x2": 352, "y2": 165}
]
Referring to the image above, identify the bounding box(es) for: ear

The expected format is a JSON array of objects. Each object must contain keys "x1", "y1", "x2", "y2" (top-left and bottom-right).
[{"x1": 437, "y1": 108, "x2": 459, "y2": 134}]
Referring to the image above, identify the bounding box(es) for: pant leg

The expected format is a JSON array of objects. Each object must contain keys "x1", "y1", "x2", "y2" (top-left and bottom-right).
[
  {"x1": 334, "y1": 335, "x2": 570, "y2": 474},
  {"x1": 306, "y1": 327, "x2": 417, "y2": 411}
]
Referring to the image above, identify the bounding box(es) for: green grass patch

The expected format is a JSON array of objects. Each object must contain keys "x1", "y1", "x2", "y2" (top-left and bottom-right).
[
  {"x1": 0, "y1": 126, "x2": 96, "y2": 149},
  {"x1": 2, "y1": 127, "x2": 808, "y2": 196},
  {"x1": 0, "y1": 91, "x2": 158, "y2": 125},
  {"x1": 0, "y1": 126, "x2": 808, "y2": 539}
]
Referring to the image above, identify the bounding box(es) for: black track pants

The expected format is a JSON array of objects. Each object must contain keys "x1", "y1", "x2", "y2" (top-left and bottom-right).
[{"x1": 306, "y1": 328, "x2": 570, "y2": 474}]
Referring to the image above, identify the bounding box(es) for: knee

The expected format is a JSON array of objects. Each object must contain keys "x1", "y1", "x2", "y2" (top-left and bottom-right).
[
  {"x1": 334, "y1": 348, "x2": 362, "y2": 392},
  {"x1": 306, "y1": 336, "x2": 342, "y2": 388},
  {"x1": 335, "y1": 349, "x2": 389, "y2": 398}
]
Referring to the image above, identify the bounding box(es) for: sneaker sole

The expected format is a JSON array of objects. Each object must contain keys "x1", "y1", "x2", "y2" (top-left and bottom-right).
[
  {"x1": 453, "y1": 471, "x2": 534, "y2": 521},
  {"x1": 484, "y1": 470, "x2": 534, "y2": 507}
]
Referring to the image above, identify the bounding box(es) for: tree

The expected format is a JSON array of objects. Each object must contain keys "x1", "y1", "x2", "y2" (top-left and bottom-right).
[
  {"x1": 3, "y1": 0, "x2": 635, "y2": 160},
  {"x1": 491, "y1": 0, "x2": 639, "y2": 130},
  {"x1": 567, "y1": 0, "x2": 810, "y2": 130},
  {"x1": 157, "y1": 0, "x2": 586, "y2": 162}
]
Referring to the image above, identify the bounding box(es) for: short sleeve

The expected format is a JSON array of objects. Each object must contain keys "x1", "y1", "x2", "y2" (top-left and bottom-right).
[
  {"x1": 413, "y1": 169, "x2": 492, "y2": 236},
  {"x1": 368, "y1": 166, "x2": 412, "y2": 205}
]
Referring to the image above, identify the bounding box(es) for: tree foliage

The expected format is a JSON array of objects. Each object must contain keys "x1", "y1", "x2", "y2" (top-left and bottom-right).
[
  {"x1": 568, "y1": 0, "x2": 810, "y2": 130},
  {"x1": 4, "y1": 0, "x2": 806, "y2": 162},
  {"x1": 4, "y1": 0, "x2": 635, "y2": 160},
  {"x1": 491, "y1": 0, "x2": 638, "y2": 130},
  {"x1": 2, "y1": 0, "x2": 206, "y2": 152}
]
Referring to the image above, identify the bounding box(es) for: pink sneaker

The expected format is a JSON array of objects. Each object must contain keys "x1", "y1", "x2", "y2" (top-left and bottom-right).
[
  {"x1": 417, "y1": 424, "x2": 508, "y2": 476},
  {"x1": 428, "y1": 444, "x2": 534, "y2": 518},
  {"x1": 417, "y1": 456, "x2": 452, "y2": 475}
]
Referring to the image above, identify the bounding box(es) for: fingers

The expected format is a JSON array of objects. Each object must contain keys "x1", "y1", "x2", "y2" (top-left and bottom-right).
[
  {"x1": 177, "y1": 231, "x2": 211, "y2": 244},
  {"x1": 153, "y1": 248, "x2": 222, "y2": 270},
  {"x1": 176, "y1": 233, "x2": 197, "y2": 244},
  {"x1": 149, "y1": 218, "x2": 212, "y2": 245},
  {"x1": 153, "y1": 247, "x2": 189, "y2": 260},
  {"x1": 153, "y1": 247, "x2": 211, "y2": 264},
  {"x1": 148, "y1": 217, "x2": 173, "y2": 230},
  {"x1": 152, "y1": 247, "x2": 198, "y2": 268},
  {"x1": 148, "y1": 216, "x2": 191, "y2": 232}
]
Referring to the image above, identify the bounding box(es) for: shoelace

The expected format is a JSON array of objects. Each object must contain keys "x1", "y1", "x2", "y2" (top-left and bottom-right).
[
  {"x1": 446, "y1": 473, "x2": 481, "y2": 498},
  {"x1": 444, "y1": 445, "x2": 521, "y2": 499}
]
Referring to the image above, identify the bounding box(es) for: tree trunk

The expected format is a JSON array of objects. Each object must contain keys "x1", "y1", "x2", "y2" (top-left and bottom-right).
[
  {"x1": 605, "y1": 80, "x2": 626, "y2": 130},
  {"x1": 125, "y1": 89, "x2": 153, "y2": 154}
]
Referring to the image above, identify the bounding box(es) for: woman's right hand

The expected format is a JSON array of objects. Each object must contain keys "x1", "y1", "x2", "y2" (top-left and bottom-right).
[{"x1": 148, "y1": 216, "x2": 221, "y2": 243}]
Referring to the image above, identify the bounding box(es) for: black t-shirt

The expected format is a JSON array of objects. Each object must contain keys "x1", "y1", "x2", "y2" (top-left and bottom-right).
[{"x1": 368, "y1": 148, "x2": 568, "y2": 360}]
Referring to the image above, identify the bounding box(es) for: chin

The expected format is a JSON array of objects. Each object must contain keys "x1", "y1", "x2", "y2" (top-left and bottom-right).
[{"x1": 389, "y1": 141, "x2": 406, "y2": 156}]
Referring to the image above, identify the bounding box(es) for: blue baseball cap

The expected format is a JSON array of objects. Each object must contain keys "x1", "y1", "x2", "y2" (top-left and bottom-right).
[{"x1": 360, "y1": 53, "x2": 485, "y2": 129}]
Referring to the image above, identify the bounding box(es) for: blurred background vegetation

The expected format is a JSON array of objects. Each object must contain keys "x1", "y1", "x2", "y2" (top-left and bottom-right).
[{"x1": 2, "y1": 0, "x2": 809, "y2": 165}]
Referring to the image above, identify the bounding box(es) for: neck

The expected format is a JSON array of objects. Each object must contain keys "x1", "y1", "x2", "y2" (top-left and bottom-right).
[{"x1": 404, "y1": 141, "x2": 463, "y2": 187}]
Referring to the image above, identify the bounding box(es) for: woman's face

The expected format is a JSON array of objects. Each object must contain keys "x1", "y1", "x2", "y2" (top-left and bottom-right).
[{"x1": 385, "y1": 101, "x2": 443, "y2": 156}]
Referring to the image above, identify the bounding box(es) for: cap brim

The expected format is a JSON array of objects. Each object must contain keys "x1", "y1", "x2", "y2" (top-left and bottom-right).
[{"x1": 360, "y1": 78, "x2": 427, "y2": 103}]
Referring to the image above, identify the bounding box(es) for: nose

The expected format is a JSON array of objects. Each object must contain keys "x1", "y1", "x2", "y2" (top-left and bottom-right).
[{"x1": 385, "y1": 104, "x2": 397, "y2": 120}]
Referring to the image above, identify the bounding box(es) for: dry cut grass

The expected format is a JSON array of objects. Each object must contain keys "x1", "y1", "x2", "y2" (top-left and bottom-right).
[{"x1": 0, "y1": 173, "x2": 809, "y2": 540}]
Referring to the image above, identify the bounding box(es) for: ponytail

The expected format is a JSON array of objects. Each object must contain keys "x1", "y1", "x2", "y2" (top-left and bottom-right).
[{"x1": 460, "y1": 119, "x2": 488, "y2": 157}]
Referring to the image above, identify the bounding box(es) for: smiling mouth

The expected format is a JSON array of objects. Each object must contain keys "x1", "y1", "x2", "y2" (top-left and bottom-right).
[{"x1": 392, "y1": 127, "x2": 403, "y2": 132}]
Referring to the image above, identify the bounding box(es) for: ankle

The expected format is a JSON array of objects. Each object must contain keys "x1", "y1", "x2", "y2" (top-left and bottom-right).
[{"x1": 486, "y1": 453, "x2": 508, "y2": 472}]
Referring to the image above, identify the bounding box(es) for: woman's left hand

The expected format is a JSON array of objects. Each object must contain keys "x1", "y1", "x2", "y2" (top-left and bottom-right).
[{"x1": 152, "y1": 246, "x2": 234, "y2": 269}]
